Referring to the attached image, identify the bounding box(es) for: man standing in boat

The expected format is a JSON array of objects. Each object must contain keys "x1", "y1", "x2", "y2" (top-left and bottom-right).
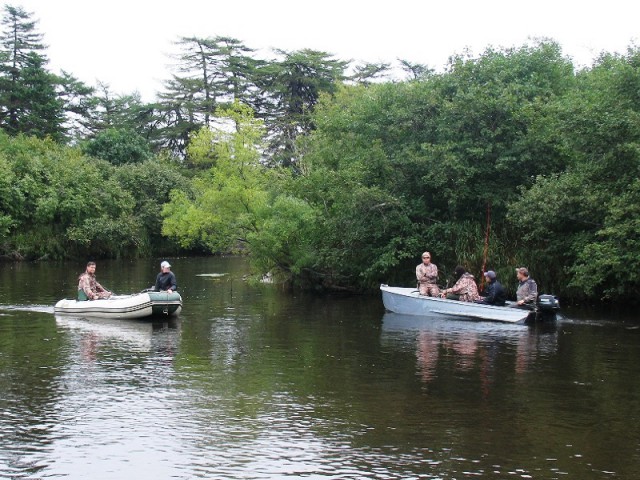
[
  {"x1": 416, "y1": 251, "x2": 440, "y2": 296},
  {"x1": 77, "y1": 262, "x2": 111, "y2": 300},
  {"x1": 514, "y1": 267, "x2": 538, "y2": 306},
  {"x1": 154, "y1": 260, "x2": 177, "y2": 293}
]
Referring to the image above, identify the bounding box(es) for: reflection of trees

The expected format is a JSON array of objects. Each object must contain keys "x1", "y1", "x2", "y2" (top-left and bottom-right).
[{"x1": 0, "y1": 313, "x2": 68, "y2": 475}]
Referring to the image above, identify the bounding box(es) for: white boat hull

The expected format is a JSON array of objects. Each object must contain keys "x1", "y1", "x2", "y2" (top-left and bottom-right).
[
  {"x1": 380, "y1": 285, "x2": 531, "y2": 324},
  {"x1": 54, "y1": 293, "x2": 157, "y2": 319}
]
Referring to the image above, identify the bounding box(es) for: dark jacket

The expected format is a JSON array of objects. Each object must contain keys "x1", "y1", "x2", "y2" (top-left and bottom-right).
[
  {"x1": 480, "y1": 280, "x2": 506, "y2": 306},
  {"x1": 155, "y1": 271, "x2": 177, "y2": 292}
]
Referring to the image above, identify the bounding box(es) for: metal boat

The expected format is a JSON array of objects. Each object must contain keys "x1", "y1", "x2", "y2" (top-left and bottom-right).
[{"x1": 380, "y1": 285, "x2": 558, "y2": 324}]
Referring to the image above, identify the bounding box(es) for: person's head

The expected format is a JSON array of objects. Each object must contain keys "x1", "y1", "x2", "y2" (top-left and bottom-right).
[
  {"x1": 484, "y1": 270, "x2": 497, "y2": 283},
  {"x1": 515, "y1": 267, "x2": 529, "y2": 281},
  {"x1": 86, "y1": 261, "x2": 96, "y2": 274},
  {"x1": 160, "y1": 260, "x2": 171, "y2": 272},
  {"x1": 454, "y1": 265, "x2": 466, "y2": 279},
  {"x1": 421, "y1": 251, "x2": 432, "y2": 264}
]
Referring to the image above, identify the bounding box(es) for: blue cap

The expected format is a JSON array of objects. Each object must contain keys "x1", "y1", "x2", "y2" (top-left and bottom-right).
[{"x1": 484, "y1": 270, "x2": 496, "y2": 279}]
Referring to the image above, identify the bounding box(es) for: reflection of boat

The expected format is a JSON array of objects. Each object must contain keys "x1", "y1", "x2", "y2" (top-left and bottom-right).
[
  {"x1": 54, "y1": 292, "x2": 182, "y2": 319},
  {"x1": 55, "y1": 315, "x2": 154, "y2": 350},
  {"x1": 381, "y1": 312, "x2": 559, "y2": 384},
  {"x1": 381, "y1": 312, "x2": 529, "y2": 334},
  {"x1": 381, "y1": 285, "x2": 558, "y2": 324}
]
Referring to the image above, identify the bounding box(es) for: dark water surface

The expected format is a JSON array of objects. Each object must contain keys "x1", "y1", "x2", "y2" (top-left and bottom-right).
[{"x1": 1, "y1": 257, "x2": 640, "y2": 479}]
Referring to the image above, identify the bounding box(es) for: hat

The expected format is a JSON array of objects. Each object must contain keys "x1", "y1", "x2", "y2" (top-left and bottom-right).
[
  {"x1": 515, "y1": 267, "x2": 529, "y2": 276},
  {"x1": 161, "y1": 261, "x2": 171, "y2": 269},
  {"x1": 484, "y1": 270, "x2": 496, "y2": 280}
]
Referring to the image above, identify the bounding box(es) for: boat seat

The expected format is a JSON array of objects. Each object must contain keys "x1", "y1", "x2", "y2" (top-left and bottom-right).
[{"x1": 77, "y1": 290, "x2": 89, "y2": 301}]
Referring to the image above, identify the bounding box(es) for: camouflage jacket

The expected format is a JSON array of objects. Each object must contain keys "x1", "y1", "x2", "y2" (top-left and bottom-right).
[
  {"x1": 446, "y1": 273, "x2": 480, "y2": 302},
  {"x1": 416, "y1": 262, "x2": 438, "y2": 285},
  {"x1": 77, "y1": 273, "x2": 107, "y2": 299}
]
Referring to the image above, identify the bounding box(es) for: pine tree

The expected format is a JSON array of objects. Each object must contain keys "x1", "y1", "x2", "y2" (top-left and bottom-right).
[{"x1": 0, "y1": 5, "x2": 65, "y2": 140}]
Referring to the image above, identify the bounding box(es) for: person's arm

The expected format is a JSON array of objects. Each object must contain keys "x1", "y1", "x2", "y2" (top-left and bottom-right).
[
  {"x1": 169, "y1": 273, "x2": 177, "y2": 292},
  {"x1": 523, "y1": 280, "x2": 538, "y2": 303},
  {"x1": 428, "y1": 265, "x2": 438, "y2": 283},
  {"x1": 443, "y1": 278, "x2": 463, "y2": 295},
  {"x1": 484, "y1": 283, "x2": 496, "y2": 303}
]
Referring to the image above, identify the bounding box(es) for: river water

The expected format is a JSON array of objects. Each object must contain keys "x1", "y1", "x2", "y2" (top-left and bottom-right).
[{"x1": 1, "y1": 257, "x2": 639, "y2": 479}]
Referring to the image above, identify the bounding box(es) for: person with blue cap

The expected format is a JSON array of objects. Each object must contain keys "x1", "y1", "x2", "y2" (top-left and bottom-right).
[
  {"x1": 475, "y1": 270, "x2": 506, "y2": 306},
  {"x1": 154, "y1": 260, "x2": 177, "y2": 293}
]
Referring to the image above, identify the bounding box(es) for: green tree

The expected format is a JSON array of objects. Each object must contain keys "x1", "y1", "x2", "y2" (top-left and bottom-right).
[
  {"x1": 282, "y1": 41, "x2": 576, "y2": 290},
  {"x1": 349, "y1": 61, "x2": 392, "y2": 85},
  {"x1": 111, "y1": 158, "x2": 192, "y2": 255},
  {"x1": 509, "y1": 47, "x2": 640, "y2": 300},
  {"x1": 0, "y1": 130, "x2": 188, "y2": 260},
  {"x1": 0, "y1": 5, "x2": 65, "y2": 140},
  {"x1": 0, "y1": 5, "x2": 95, "y2": 143},
  {"x1": 82, "y1": 128, "x2": 153, "y2": 165},
  {"x1": 256, "y1": 49, "x2": 348, "y2": 168},
  {"x1": 162, "y1": 102, "x2": 319, "y2": 281},
  {"x1": 78, "y1": 83, "x2": 157, "y2": 141},
  {"x1": 156, "y1": 36, "x2": 259, "y2": 158},
  {"x1": 162, "y1": 102, "x2": 271, "y2": 252},
  {"x1": 398, "y1": 59, "x2": 433, "y2": 81}
]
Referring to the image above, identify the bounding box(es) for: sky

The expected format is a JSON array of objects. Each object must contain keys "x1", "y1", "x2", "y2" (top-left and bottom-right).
[{"x1": 13, "y1": 0, "x2": 640, "y2": 102}]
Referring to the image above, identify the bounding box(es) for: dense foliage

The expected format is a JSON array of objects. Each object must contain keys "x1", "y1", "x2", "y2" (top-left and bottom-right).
[
  {"x1": 0, "y1": 4, "x2": 639, "y2": 302},
  {"x1": 161, "y1": 42, "x2": 640, "y2": 301},
  {"x1": 0, "y1": 131, "x2": 190, "y2": 259}
]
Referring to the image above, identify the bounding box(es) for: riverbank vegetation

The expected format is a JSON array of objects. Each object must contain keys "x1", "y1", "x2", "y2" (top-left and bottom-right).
[{"x1": 0, "y1": 4, "x2": 638, "y2": 302}]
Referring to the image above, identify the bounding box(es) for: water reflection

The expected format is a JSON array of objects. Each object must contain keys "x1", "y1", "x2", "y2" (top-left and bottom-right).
[
  {"x1": 2, "y1": 258, "x2": 640, "y2": 479},
  {"x1": 382, "y1": 312, "x2": 559, "y2": 389}
]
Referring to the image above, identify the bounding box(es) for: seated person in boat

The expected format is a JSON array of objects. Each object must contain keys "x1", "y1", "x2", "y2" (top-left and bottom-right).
[
  {"x1": 440, "y1": 266, "x2": 480, "y2": 302},
  {"x1": 154, "y1": 260, "x2": 177, "y2": 293},
  {"x1": 475, "y1": 270, "x2": 506, "y2": 306},
  {"x1": 513, "y1": 267, "x2": 537, "y2": 307},
  {"x1": 77, "y1": 262, "x2": 111, "y2": 301},
  {"x1": 416, "y1": 251, "x2": 440, "y2": 296}
]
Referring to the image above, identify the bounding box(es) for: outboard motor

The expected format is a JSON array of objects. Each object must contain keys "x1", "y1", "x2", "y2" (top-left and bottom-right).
[
  {"x1": 525, "y1": 294, "x2": 561, "y2": 323},
  {"x1": 537, "y1": 294, "x2": 560, "y2": 313}
]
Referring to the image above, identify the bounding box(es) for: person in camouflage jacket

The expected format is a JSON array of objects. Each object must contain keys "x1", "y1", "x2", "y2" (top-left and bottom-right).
[
  {"x1": 77, "y1": 262, "x2": 111, "y2": 301},
  {"x1": 440, "y1": 266, "x2": 480, "y2": 302},
  {"x1": 416, "y1": 251, "x2": 440, "y2": 296}
]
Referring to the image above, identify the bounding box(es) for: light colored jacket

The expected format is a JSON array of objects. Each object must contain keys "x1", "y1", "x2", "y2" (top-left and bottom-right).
[{"x1": 416, "y1": 262, "x2": 438, "y2": 285}]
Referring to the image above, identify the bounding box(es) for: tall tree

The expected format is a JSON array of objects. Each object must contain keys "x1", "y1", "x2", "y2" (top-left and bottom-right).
[
  {"x1": 256, "y1": 49, "x2": 348, "y2": 168},
  {"x1": 156, "y1": 36, "x2": 259, "y2": 158},
  {"x1": 0, "y1": 5, "x2": 65, "y2": 140},
  {"x1": 349, "y1": 61, "x2": 392, "y2": 85},
  {"x1": 398, "y1": 59, "x2": 433, "y2": 80},
  {"x1": 76, "y1": 82, "x2": 161, "y2": 148}
]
